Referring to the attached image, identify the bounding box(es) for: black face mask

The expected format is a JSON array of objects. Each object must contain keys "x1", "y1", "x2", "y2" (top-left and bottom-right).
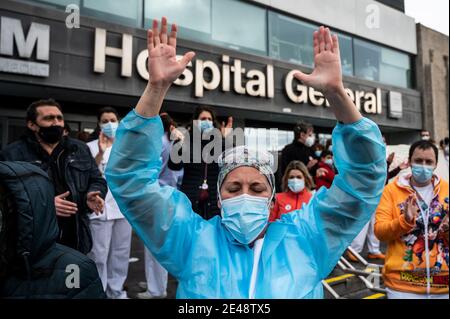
[{"x1": 37, "y1": 125, "x2": 64, "y2": 144}]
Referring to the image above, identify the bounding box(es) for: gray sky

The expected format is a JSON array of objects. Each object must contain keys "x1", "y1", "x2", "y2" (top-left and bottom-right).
[{"x1": 405, "y1": 0, "x2": 449, "y2": 35}]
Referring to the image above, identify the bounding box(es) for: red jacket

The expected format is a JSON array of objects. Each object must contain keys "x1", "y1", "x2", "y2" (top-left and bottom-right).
[
  {"x1": 270, "y1": 190, "x2": 313, "y2": 222},
  {"x1": 314, "y1": 161, "x2": 335, "y2": 189}
]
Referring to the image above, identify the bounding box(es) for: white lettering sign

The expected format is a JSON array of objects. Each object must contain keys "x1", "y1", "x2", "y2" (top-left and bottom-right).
[
  {"x1": 93, "y1": 28, "x2": 389, "y2": 116},
  {"x1": 0, "y1": 16, "x2": 50, "y2": 77}
]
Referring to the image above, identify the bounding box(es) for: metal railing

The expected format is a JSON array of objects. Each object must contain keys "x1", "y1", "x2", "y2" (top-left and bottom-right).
[{"x1": 322, "y1": 247, "x2": 386, "y2": 299}]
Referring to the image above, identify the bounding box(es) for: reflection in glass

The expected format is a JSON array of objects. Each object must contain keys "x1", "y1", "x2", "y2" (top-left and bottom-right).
[
  {"x1": 211, "y1": 0, "x2": 267, "y2": 54},
  {"x1": 83, "y1": 0, "x2": 142, "y2": 27},
  {"x1": 269, "y1": 12, "x2": 316, "y2": 67}
]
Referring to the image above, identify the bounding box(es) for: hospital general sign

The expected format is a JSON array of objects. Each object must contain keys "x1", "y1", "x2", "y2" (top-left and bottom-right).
[{"x1": 0, "y1": 15, "x2": 403, "y2": 118}]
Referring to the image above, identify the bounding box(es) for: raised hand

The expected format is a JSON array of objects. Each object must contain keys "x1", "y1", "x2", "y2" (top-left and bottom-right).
[
  {"x1": 293, "y1": 26, "x2": 361, "y2": 124},
  {"x1": 220, "y1": 117, "x2": 233, "y2": 137},
  {"x1": 136, "y1": 17, "x2": 195, "y2": 117},
  {"x1": 294, "y1": 26, "x2": 343, "y2": 94},
  {"x1": 404, "y1": 195, "x2": 420, "y2": 224},
  {"x1": 387, "y1": 152, "x2": 395, "y2": 164},
  {"x1": 148, "y1": 17, "x2": 195, "y2": 89},
  {"x1": 399, "y1": 160, "x2": 410, "y2": 170},
  {"x1": 98, "y1": 131, "x2": 111, "y2": 154}
]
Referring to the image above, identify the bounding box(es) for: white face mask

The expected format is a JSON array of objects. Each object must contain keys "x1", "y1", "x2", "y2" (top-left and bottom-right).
[
  {"x1": 288, "y1": 178, "x2": 305, "y2": 193},
  {"x1": 304, "y1": 135, "x2": 315, "y2": 148},
  {"x1": 220, "y1": 194, "x2": 270, "y2": 245},
  {"x1": 100, "y1": 122, "x2": 119, "y2": 138},
  {"x1": 324, "y1": 159, "x2": 333, "y2": 167},
  {"x1": 197, "y1": 120, "x2": 214, "y2": 132}
]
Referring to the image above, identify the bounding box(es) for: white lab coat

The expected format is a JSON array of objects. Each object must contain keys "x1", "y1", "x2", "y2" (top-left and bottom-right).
[
  {"x1": 87, "y1": 140, "x2": 124, "y2": 220},
  {"x1": 86, "y1": 139, "x2": 131, "y2": 299}
]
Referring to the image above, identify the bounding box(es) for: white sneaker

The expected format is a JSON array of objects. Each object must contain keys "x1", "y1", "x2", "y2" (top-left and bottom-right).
[
  {"x1": 107, "y1": 291, "x2": 129, "y2": 299},
  {"x1": 136, "y1": 291, "x2": 167, "y2": 299}
]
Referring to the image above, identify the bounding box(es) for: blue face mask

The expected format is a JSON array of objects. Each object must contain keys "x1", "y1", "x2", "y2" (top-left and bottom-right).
[
  {"x1": 198, "y1": 120, "x2": 214, "y2": 132},
  {"x1": 324, "y1": 159, "x2": 333, "y2": 167},
  {"x1": 411, "y1": 164, "x2": 434, "y2": 184},
  {"x1": 101, "y1": 122, "x2": 119, "y2": 138},
  {"x1": 314, "y1": 150, "x2": 322, "y2": 157},
  {"x1": 220, "y1": 194, "x2": 270, "y2": 245},
  {"x1": 288, "y1": 178, "x2": 305, "y2": 193}
]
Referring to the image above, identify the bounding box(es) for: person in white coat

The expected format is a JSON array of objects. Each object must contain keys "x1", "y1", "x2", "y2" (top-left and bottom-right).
[
  {"x1": 86, "y1": 107, "x2": 132, "y2": 299},
  {"x1": 137, "y1": 112, "x2": 184, "y2": 299}
]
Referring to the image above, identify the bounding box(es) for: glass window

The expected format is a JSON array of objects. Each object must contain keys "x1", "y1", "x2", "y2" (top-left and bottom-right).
[
  {"x1": 354, "y1": 39, "x2": 380, "y2": 82},
  {"x1": 83, "y1": 0, "x2": 142, "y2": 28},
  {"x1": 211, "y1": 0, "x2": 267, "y2": 55},
  {"x1": 144, "y1": 0, "x2": 212, "y2": 43},
  {"x1": 36, "y1": 0, "x2": 80, "y2": 7},
  {"x1": 379, "y1": 47, "x2": 411, "y2": 88},
  {"x1": 145, "y1": 0, "x2": 266, "y2": 55},
  {"x1": 355, "y1": 39, "x2": 411, "y2": 88},
  {"x1": 269, "y1": 12, "x2": 316, "y2": 67},
  {"x1": 337, "y1": 33, "x2": 353, "y2": 76}
]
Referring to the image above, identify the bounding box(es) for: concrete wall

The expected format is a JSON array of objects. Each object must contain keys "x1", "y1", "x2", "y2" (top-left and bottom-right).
[
  {"x1": 251, "y1": 0, "x2": 417, "y2": 54},
  {"x1": 416, "y1": 24, "x2": 450, "y2": 143}
]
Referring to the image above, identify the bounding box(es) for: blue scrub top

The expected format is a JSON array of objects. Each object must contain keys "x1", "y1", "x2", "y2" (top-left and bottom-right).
[{"x1": 106, "y1": 110, "x2": 387, "y2": 298}]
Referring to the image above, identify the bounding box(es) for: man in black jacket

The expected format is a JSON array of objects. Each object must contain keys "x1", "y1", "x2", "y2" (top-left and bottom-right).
[
  {"x1": 280, "y1": 121, "x2": 322, "y2": 180},
  {"x1": 0, "y1": 99, "x2": 106, "y2": 254}
]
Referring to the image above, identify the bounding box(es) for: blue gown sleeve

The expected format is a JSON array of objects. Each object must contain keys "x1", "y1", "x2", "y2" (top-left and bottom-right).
[
  {"x1": 105, "y1": 109, "x2": 205, "y2": 279},
  {"x1": 281, "y1": 117, "x2": 387, "y2": 279}
]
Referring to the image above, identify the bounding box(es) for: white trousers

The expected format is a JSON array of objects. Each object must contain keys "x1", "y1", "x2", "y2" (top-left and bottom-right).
[
  {"x1": 350, "y1": 213, "x2": 381, "y2": 254},
  {"x1": 144, "y1": 248, "x2": 168, "y2": 297},
  {"x1": 88, "y1": 218, "x2": 132, "y2": 299}
]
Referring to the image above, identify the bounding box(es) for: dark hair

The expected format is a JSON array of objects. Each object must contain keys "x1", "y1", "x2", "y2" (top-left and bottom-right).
[
  {"x1": 192, "y1": 105, "x2": 218, "y2": 128},
  {"x1": 85, "y1": 106, "x2": 120, "y2": 142},
  {"x1": 294, "y1": 121, "x2": 313, "y2": 140},
  {"x1": 26, "y1": 98, "x2": 62, "y2": 122},
  {"x1": 320, "y1": 150, "x2": 333, "y2": 159},
  {"x1": 97, "y1": 106, "x2": 119, "y2": 123},
  {"x1": 160, "y1": 113, "x2": 175, "y2": 133},
  {"x1": 282, "y1": 160, "x2": 315, "y2": 192},
  {"x1": 408, "y1": 140, "x2": 439, "y2": 163},
  {"x1": 312, "y1": 142, "x2": 324, "y2": 151}
]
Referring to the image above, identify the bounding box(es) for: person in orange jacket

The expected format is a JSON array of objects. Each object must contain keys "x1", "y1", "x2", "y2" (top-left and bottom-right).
[
  {"x1": 270, "y1": 161, "x2": 314, "y2": 222},
  {"x1": 375, "y1": 140, "x2": 449, "y2": 299},
  {"x1": 315, "y1": 150, "x2": 336, "y2": 189}
]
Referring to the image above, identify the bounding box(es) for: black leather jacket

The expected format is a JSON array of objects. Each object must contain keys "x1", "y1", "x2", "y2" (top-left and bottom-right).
[{"x1": 0, "y1": 132, "x2": 107, "y2": 254}]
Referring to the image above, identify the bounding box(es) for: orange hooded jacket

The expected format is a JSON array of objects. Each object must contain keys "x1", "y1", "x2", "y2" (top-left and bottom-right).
[{"x1": 375, "y1": 174, "x2": 449, "y2": 295}]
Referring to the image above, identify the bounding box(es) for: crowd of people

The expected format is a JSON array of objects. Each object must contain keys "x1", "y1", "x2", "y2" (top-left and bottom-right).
[{"x1": 0, "y1": 17, "x2": 448, "y2": 299}]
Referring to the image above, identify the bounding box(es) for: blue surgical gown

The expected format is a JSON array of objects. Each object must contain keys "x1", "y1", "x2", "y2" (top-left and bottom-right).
[{"x1": 105, "y1": 109, "x2": 387, "y2": 299}]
